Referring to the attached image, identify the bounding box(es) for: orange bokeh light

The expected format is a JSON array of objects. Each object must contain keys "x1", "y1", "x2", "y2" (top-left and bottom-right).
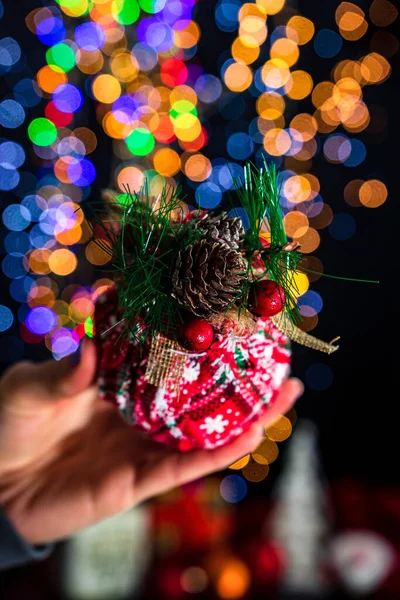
[
  {"x1": 224, "y1": 62, "x2": 253, "y2": 92},
  {"x1": 37, "y1": 65, "x2": 67, "y2": 94},
  {"x1": 286, "y1": 16, "x2": 315, "y2": 45},
  {"x1": 153, "y1": 148, "x2": 181, "y2": 177},
  {"x1": 359, "y1": 180, "x2": 388, "y2": 208}
]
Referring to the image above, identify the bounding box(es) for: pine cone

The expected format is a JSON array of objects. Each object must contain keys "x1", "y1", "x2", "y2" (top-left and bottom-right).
[
  {"x1": 172, "y1": 239, "x2": 247, "y2": 317},
  {"x1": 192, "y1": 212, "x2": 244, "y2": 250}
]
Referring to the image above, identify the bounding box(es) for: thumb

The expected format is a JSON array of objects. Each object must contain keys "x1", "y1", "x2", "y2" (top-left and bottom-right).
[
  {"x1": 15, "y1": 338, "x2": 98, "y2": 401},
  {"x1": 55, "y1": 337, "x2": 98, "y2": 397}
]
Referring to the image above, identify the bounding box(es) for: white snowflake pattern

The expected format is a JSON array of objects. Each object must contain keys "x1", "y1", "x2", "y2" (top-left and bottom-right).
[
  {"x1": 200, "y1": 414, "x2": 230, "y2": 435},
  {"x1": 270, "y1": 361, "x2": 290, "y2": 388},
  {"x1": 183, "y1": 358, "x2": 201, "y2": 383}
]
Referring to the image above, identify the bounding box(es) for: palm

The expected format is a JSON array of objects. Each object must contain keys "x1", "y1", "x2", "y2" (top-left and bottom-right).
[{"x1": 0, "y1": 341, "x2": 302, "y2": 545}]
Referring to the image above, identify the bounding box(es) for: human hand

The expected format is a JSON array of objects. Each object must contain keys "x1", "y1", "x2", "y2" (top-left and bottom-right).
[{"x1": 0, "y1": 340, "x2": 303, "y2": 545}]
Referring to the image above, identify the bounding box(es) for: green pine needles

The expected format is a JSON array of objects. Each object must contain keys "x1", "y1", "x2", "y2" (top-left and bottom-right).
[{"x1": 88, "y1": 161, "x2": 306, "y2": 341}]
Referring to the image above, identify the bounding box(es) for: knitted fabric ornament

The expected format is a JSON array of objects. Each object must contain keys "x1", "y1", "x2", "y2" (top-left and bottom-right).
[
  {"x1": 91, "y1": 163, "x2": 339, "y2": 452},
  {"x1": 95, "y1": 288, "x2": 291, "y2": 451}
]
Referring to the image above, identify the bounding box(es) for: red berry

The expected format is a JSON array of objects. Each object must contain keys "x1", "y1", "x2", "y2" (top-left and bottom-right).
[
  {"x1": 250, "y1": 280, "x2": 286, "y2": 317},
  {"x1": 179, "y1": 317, "x2": 214, "y2": 352}
]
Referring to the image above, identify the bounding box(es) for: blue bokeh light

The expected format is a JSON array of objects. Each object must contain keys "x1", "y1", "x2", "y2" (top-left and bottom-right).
[
  {"x1": 314, "y1": 29, "x2": 343, "y2": 58},
  {"x1": 2, "y1": 204, "x2": 31, "y2": 231},
  {"x1": 26, "y1": 306, "x2": 57, "y2": 335},
  {"x1": 0, "y1": 304, "x2": 14, "y2": 332},
  {"x1": 220, "y1": 474, "x2": 247, "y2": 503},
  {"x1": 0, "y1": 141, "x2": 25, "y2": 168},
  {"x1": 195, "y1": 181, "x2": 222, "y2": 208},
  {"x1": 227, "y1": 132, "x2": 254, "y2": 160},
  {"x1": 328, "y1": 213, "x2": 356, "y2": 240},
  {"x1": 75, "y1": 22, "x2": 105, "y2": 51},
  {"x1": 306, "y1": 363, "x2": 333, "y2": 391},
  {"x1": 0, "y1": 99, "x2": 25, "y2": 128}
]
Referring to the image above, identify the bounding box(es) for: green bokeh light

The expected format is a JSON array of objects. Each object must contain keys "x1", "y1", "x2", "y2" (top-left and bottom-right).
[
  {"x1": 46, "y1": 43, "x2": 76, "y2": 72},
  {"x1": 84, "y1": 316, "x2": 94, "y2": 338},
  {"x1": 126, "y1": 128, "x2": 155, "y2": 156},
  {"x1": 112, "y1": 0, "x2": 140, "y2": 24},
  {"x1": 28, "y1": 118, "x2": 57, "y2": 147},
  {"x1": 116, "y1": 193, "x2": 132, "y2": 206},
  {"x1": 138, "y1": 0, "x2": 165, "y2": 14}
]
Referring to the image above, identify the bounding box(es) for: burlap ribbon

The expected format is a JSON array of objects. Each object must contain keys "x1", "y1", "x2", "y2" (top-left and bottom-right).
[
  {"x1": 271, "y1": 312, "x2": 339, "y2": 354},
  {"x1": 144, "y1": 332, "x2": 187, "y2": 391}
]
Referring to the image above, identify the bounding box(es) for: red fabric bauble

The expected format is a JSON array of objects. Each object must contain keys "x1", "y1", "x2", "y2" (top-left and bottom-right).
[
  {"x1": 250, "y1": 280, "x2": 285, "y2": 317},
  {"x1": 95, "y1": 288, "x2": 291, "y2": 451}
]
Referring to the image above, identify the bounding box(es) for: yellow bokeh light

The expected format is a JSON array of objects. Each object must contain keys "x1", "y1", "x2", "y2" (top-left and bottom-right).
[
  {"x1": 92, "y1": 74, "x2": 121, "y2": 104},
  {"x1": 286, "y1": 16, "x2": 315, "y2": 45},
  {"x1": 239, "y1": 17, "x2": 267, "y2": 48},
  {"x1": 270, "y1": 38, "x2": 299, "y2": 67},
  {"x1": 60, "y1": 0, "x2": 88, "y2": 17},
  {"x1": 256, "y1": 0, "x2": 285, "y2": 15},
  {"x1": 224, "y1": 62, "x2": 253, "y2": 92},
  {"x1": 256, "y1": 92, "x2": 285, "y2": 120},
  {"x1": 286, "y1": 70, "x2": 313, "y2": 100},
  {"x1": 291, "y1": 270, "x2": 310, "y2": 297},
  {"x1": 110, "y1": 51, "x2": 139, "y2": 82},
  {"x1": 261, "y1": 58, "x2": 291, "y2": 88},
  {"x1": 173, "y1": 113, "x2": 202, "y2": 142},
  {"x1": 153, "y1": 148, "x2": 181, "y2": 177},
  {"x1": 48, "y1": 249, "x2": 77, "y2": 276}
]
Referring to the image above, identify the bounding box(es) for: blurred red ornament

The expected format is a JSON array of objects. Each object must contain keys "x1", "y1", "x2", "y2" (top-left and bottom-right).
[
  {"x1": 250, "y1": 280, "x2": 285, "y2": 317},
  {"x1": 179, "y1": 317, "x2": 214, "y2": 352}
]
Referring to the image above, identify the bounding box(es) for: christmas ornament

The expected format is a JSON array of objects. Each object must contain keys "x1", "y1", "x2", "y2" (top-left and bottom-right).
[
  {"x1": 92, "y1": 162, "x2": 339, "y2": 451},
  {"x1": 250, "y1": 280, "x2": 286, "y2": 317},
  {"x1": 179, "y1": 317, "x2": 214, "y2": 352}
]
